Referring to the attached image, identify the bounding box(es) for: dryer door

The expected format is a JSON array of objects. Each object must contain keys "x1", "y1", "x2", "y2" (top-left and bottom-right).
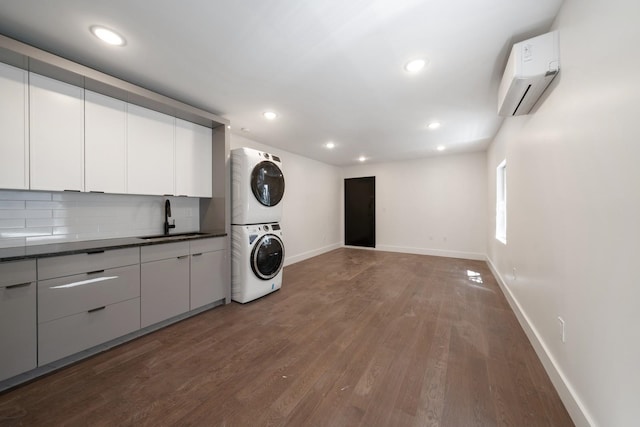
[
  {"x1": 251, "y1": 234, "x2": 285, "y2": 280},
  {"x1": 250, "y1": 161, "x2": 285, "y2": 207}
]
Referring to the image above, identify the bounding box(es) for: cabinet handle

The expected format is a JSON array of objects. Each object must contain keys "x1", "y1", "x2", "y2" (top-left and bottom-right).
[
  {"x1": 63, "y1": 189, "x2": 81, "y2": 192},
  {"x1": 5, "y1": 282, "x2": 31, "y2": 290},
  {"x1": 178, "y1": 195, "x2": 188, "y2": 197},
  {"x1": 177, "y1": 255, "x2": 189, "y2": 260},
  {"x1": 87, "y1": 269, "x2": 105, "y2": 275},
  {"x1": 192, "y1": 253, "x2": 203, "y2": 257},
  {"x1": 88, "y1": 306, "x2": 106, "y2": 313},
  {"x1": 86, "y1": 250, "x2": 105, "y2": 255},
  {"x1": 89, "y1": 190, "x2": 105, "y2": 193}
]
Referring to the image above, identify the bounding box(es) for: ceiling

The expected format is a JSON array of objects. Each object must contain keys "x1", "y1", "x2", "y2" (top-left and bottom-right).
[{"x1": 0, "y1": 0, "x2": 563, "y2": 166}]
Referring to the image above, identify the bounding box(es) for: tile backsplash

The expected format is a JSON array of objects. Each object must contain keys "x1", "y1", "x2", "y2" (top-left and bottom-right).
[{"x1": 0, "y1": 190, "x2": 200, "y2": 248}]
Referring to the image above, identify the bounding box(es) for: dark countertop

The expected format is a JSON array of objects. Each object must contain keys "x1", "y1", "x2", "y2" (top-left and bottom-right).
[{"x1": 0, "y1": 231, "x2": 227, "y2": 263}]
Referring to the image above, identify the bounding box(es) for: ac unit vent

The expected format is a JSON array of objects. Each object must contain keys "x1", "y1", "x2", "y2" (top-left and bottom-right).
[{"x1": 498, "y1": 31, "x2": 560, "y2": 116}]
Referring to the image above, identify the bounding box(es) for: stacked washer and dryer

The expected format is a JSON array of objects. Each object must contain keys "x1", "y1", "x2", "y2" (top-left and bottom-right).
[{"x1": 231, "y1": 147, "x2": 286, "y2": 303}]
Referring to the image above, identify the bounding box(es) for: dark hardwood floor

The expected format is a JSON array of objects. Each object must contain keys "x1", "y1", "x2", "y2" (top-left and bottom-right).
[{"x1": 0, "y1": 248, "x2": 573, "y2": 426}]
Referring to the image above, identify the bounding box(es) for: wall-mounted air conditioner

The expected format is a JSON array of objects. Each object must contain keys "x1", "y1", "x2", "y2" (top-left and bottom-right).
[{"x1": 498, "y1": 31, "x2": 559, "y2": 116}]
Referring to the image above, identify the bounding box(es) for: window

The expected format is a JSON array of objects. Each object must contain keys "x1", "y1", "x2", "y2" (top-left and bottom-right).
[{"x1": 496, "y1": 159, "x2": 507, "y2": 244}]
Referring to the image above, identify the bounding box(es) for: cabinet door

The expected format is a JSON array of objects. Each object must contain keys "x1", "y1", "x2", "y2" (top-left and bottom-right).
[
  {"x1": 0, "y1": 62, "x2": 29, "y2": 190},
  {"x1": 175, "y1": 119, "x2": 212, "y2": 197},
  {"x1": 85, "y1": 91, "x2": 127, "y2": 193},
  {"x1": 0, "y1": 260, "x2": 37, "y2": 381},
  {"x1": 29, "y1": 73, "x2": 84, "y2": 192},
  {"x1": 190, "y1": 250, "x2": 226, "y2": 310},
  {"x1": 141, "y1": 255, "x2": 190, "y2": 328},
  {"x1": 127, "y1": 104, "x2": 175, "y2": 196}
]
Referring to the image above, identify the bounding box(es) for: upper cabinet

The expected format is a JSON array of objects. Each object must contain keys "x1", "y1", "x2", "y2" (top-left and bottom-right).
[
  {"x1": 127, "y1": 104, "x2": 175, "y2": 196},
  {"x1": 0, "y1": 63, "x2": 29, "y2": 190},
  {"x1": 85, "y1": 91, "x2": 127, "y2": 194},
  {"x1": 175, "y1": 119, "x2": 212, "y2": 198},
  {"x1": 29, "y1": 73, "x2": 84, "y2": 192},
  {"x1": 1, "y1": 51, "x2": 224, "y2": 198}
]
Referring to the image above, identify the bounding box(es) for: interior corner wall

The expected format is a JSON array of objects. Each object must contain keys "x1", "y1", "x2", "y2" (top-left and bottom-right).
[
  {"x1": 486, "y1": 0, "x2": 640, "y2": 425},
  {"x1": 342, "y1": 151, "x2": 487, "y2": 260},
  {"x1": 230, "y1": 134, "x2": 342, "y2": 266}
]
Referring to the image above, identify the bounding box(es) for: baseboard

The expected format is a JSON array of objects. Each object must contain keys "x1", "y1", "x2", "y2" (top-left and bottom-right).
[
  {"x1": 486, "y1": 257, "x2": 593, "y2": 427},
  {"x1": 284, "y1": 242, "x2": 341, "y2": 266},
  {"x1": 376, "y1": 244, "x2": 486, "y2": 261}
]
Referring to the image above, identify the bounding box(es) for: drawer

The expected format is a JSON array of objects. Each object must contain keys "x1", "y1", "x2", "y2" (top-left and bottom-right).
[
  {"x1": 38, "y1": 247, "x2": 139, "y2": 280},
  {"x1": 141, "y1": 241, "x2": 189, "y2": 263},
  {"x1": 190, "y1": 237, "x2": 225, "y2": 254},
  {"x1": 38, "y1": 297, "x2": 140, "y2": 366},
  {"x1": 0, "y1": 259, "x2": 36, "y2": 288},
  {"x1": 38, "y1": 264, "x2": 140, "y2": 323}
]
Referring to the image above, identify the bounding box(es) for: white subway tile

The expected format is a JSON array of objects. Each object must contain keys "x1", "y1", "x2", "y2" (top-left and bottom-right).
[
  {"x1": 0, "y1": 190, "x2": 51, "y2": 201},
  {"x1": 0, "y1": 237, "x2": 26, "y2": 248},
  {"x1": 0, "y1": 219, "x2": 26, "y2": 229},
  {"x1": 26, "y1": 217, "x2": 68, "y2": 228},
  {"x1": 2, "y1": 227, "x2": 52, "y2": 238},
  {"x1": 0, "y1": 200, "x2": 26, "y2": 210},
  {"x1": 0, "y1": 210, "x2": 51, "y2": 219},
  {"x1": 26, "y1": 200, "x2": 68, "y2": 210}
]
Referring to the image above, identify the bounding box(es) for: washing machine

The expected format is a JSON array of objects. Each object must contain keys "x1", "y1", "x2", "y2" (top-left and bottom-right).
[
  {"x1": 231, "y1": 147, "x2": 285, "y2": 225},
  {"x1": 231, "y1": 223, "x2": 285, "y2": 303}
]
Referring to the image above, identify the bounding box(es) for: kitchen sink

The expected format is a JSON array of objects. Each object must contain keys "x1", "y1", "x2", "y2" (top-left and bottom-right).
[{"x1": 137, "y1": 232, "x2": 209, "y2": 241}]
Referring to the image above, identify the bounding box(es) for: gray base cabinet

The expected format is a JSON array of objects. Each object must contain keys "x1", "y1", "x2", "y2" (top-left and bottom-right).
[
  {"x1": 0, "y1": 236, "x2": 228, "y2": 385},
  {"x1": 141, "y1": 242, "x2": 190, "y2": 328},
  {"x1": 0, "y1": 260, "x2": 37, "y2": 381},
  {"x1": 190, "y1": 238, "x2": 226, "y2": 310}
]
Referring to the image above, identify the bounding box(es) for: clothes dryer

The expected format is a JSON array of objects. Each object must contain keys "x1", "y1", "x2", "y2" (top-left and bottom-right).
[
  {"x1": 231, "y1": 147, "x2": 285, "y2": 225},
  {"x1": 231, "y1": 223, "x2": 284, "y2": 303}
]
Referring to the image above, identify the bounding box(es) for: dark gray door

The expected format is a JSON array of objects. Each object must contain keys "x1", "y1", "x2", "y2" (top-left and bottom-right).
[{"x1": 344, "y1": 176, "x2": 375, "y2": 248}]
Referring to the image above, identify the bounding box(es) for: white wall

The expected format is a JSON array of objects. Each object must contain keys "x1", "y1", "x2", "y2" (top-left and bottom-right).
[
  {"x1": 343, "y1": 151, "x2": 487, "y2": 259},
  {"x1": 230, "y1": 134, "x2": 342, "y2": 265},
  {"x1": 0, "y1": 190, "x2": 199, "y2": 248},
  {"x1": 486, "y1": 0, "x2": 640, "y2": 425}
]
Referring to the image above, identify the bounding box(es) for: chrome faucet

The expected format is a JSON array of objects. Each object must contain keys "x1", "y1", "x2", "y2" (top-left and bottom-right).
[{"x1": 164, "y1": 199, "x2": 176, "y2": 235}]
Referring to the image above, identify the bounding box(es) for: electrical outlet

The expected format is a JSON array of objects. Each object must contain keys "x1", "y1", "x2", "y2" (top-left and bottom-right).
[{"x1": 557, "y1": 316, "x2": 566, "y2": 343}]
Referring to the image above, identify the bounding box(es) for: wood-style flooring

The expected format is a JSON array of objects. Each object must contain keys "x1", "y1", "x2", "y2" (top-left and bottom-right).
[{"x1": 0, "y1": 248, "x2": 573, "y2": 426}]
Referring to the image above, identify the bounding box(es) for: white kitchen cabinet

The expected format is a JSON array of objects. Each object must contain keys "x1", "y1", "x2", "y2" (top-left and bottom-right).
[
  {"x1": 29, "y1": 73, "x2": 84, "y2": 192},
  {"x1": 85, "y1": 91, "x2": 127, "y2": 193},
  {"x1": 0, "y1": 62, "x2": 29, "y2": 190},
  {"x1": 175, "y1": 119, "x2": 212, "y2": 197},
  {"x1": 36, "y1": 248, "x2": 140, "y2": 366},
  {"x1": 190, "y1": 237, "x2": 226, "y2": 309},
  {"x1": 0, "y1": 259, "x2": 37, "y2": 381},
  {"x1": 140, "y1": 242, "x2": 190, "y2": 328},
  {"x1": 127, "y1": 104, "x2": 175, "y2": 196}
]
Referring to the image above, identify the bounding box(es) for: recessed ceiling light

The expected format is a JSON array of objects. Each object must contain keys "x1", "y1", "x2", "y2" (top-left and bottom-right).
[
  {"x1": 90, "y1": 26, "x2": 126, "y2": 46},
  {"x1": 227, "y1": 125, "x2": 231, "y2": 129},
  {"x1": 404, "y1": 58, "x2": 426, "y2": 73},
  {"x1": 326, "y1": 142, "x2": 335, "y2": 149},
  {"x1": 358, "y1": 156, "x2": 366, "y2": 162},
  {"x1": 263, "y1": 111, "x2": 278, "y2": 120},
  {"x1": 436, "y1": 145, "x2": 446, "y2": 151},
  {"x1": 428, "y1": 122, "x2": 441, "y2": 130}
]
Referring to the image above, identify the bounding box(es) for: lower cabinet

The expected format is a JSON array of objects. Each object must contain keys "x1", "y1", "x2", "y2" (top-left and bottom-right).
[
  {"x1": 1, "y1": 237, "x2": 228, "y2": 383},
  {"x1": 141, "y1": 242, "x2": 190, "y2": 328},
  {"x1": 190, "y1": 237, "x2": 227, "y2": 310},
  {"x1": 36, "y1": 248, "x2": 141, "y2": 366},
  {"x1": 0, "y1": 259, "x2": 37, "y2": 381}
]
